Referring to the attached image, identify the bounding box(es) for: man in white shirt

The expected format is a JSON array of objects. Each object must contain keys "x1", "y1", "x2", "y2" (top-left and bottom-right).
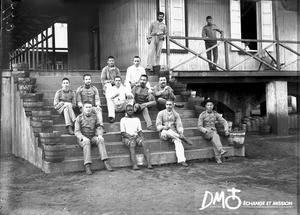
[
  {"x1": 125, "y1": 56, "x2": 151, "y2": 90},
  {"x1": 120, "y1": 104, "x2": 153, "y2": 170},
  {"x1": 106, "y1": 76, "x2": 134, "y2": 123}
]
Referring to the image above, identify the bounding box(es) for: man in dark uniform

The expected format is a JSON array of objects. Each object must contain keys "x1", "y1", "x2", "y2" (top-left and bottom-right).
[
  {"x1": 76, "y1": 74, "x2": 105, "y2": 133},
  {"x1": 132, "y1": 74, "x2": 156, "y2": 130},
  {"x1": 74, "y1": 101, "x2": 113, "y2": 175},
  {"x1": 202, "y1": 16, "x2": 224, "y2": 70}
]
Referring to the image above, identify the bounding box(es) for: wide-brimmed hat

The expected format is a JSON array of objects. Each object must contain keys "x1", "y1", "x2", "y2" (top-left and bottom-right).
[{"x1": 200, "y1": 98, "x2": 218, "y2": 107}]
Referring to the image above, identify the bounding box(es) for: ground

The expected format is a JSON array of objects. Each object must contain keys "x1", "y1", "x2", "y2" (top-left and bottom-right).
[{"x1": 0, "y1": 134, "x2": 298, "y2": 215}]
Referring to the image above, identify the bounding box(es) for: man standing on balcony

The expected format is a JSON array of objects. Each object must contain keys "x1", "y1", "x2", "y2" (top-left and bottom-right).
[
  {"x1": 146, "y1": 12, "x2": 167, "y2": 73},
  {"x1": 202, "y1": 16, "x2": 224, "y2": 70},
  {"x1": 53, "y1": 78, "x2": 76, "y2": 135},
  {"x1": 106, "y1": 76, "x2": 134, "y2": 123},
  {"x1": 100, "y1": 56, "x2": 121, "y2": 96},
  {"x1": 156, "y1": 100, "x2": 193, "y2": 167},
  {"x1": 75, "y1": 101, "x2": 113, "y2": 175},
  {"x1": 76, "y1": 74, "x2": 105, "y2": 133}
]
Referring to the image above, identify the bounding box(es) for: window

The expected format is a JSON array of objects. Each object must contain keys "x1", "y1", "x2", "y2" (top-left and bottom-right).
[
  {"x1": 230, "y1": 0, "x2": 273, "y2": 51},
  {"x1": 158, "y1": 0, "x2": 187, "y2": 52}
]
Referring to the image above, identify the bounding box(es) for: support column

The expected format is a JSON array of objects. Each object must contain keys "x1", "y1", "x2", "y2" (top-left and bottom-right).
[
  {"x1": 1, "y1": 70, "x2": 12, "y2": 155},
  {"x1": 266, "y1": 81, "x2": 289, "y2": 135}
]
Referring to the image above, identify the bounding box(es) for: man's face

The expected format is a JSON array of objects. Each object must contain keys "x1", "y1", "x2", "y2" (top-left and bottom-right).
[
  {"x1": 207, "y1": 18, "x2": 213, "y2": 25},
  {"x1": 140, "y1": 76, "x2": 147, "y2": 87},
  {"x1": 83, "y1": 103, "x2": 93, "y2": 115},
  {"x1": 126, "y1": 106, "x2": 134, "y2": 117},
  {"x1": 115, "y1": 78, "x2": 122, "y2": 87},
  {"x1": 61, "y1": 80, "x2": 70, "y2": 90},
  {"x1": 107, "y1": 58, "x2": 115, "y2": 67},
  {"x1": 166, "y1": 101, "x2": 174, "y2": 111},
  {"x1": 205, "y1": 102, "x2": 214, "y2": 112},
  {"x1": 84, "y1": 76, "x2": 92, "y2": 86},
  {"x1": 157, "y1": 14, "x2": 164, "y2": 22},
  {"x1": 159, "y1": 77, "x2": 167, "y2": 87},
  {"x1": 133, "y1": 58, "x2": 140, "y2": 67}
]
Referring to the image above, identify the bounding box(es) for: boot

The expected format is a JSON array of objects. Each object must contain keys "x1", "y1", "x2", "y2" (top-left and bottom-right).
[
  {"x1": 219, "y1": 148, "x2": 227, "y2": 156},
  {"x1": 103, "y1": 160, "x2": 114, "y2": 172},
  {"x1": 67, "y1": 126, "x2": 74, "y2": 135},
  {"x1": 132, "y1": 164, "x2": 140, "y2": 170},
  {"x1": 85, "y1": 164, "x2": 92, "y2": 175},
  {"x1": 179, "y1": 161, "x2": 188, "y2": 167}
]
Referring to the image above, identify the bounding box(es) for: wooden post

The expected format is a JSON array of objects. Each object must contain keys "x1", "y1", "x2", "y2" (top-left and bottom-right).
[
  {"x1": 224, "y1": 40, "x2": 230, "y2": 71},
  {"x1": 165, "y1": 0, "x2": 171, "y2": 79},
  {"x1": 52, "y1": 24, "x2": 56, "y2": 70},
  {"x1": 272, "y1": 0, "x2": 281, "y2": 71}
]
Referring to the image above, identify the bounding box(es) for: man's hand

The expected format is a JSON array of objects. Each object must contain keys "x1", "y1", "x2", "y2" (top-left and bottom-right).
[
  {"x1": 224, "y1": 131, "x2": 230, "y2": 136},
  {"x1": 164, "y1": 124, "x2": 170, "y2": 130},
  {"x1": 95, "y1": 105, "x2": 102, "y2": 112},
  {"x1": 97, "y1": 135, "x2": 103, "y2": 142},
  {"x1": 127, "y1": 94, "x2": 133, "y2": 99},
  {"x1": 82, "y1": 137, "x2": 90, "y2": 145}
]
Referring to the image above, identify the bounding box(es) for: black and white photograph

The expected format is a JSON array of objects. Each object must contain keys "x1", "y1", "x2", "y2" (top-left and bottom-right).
[{"x1": 0, "y1": 0, "x2": 299, "y2": 214}]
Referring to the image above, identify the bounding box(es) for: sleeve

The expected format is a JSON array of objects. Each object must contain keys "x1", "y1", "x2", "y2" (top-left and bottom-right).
[
  {"x1": 116, "y1": 68, "x2": 121, "y2": 77},
  {"x1": 137, "y1": 118, "x2": 142, "y2": 132},
  {"x1": 167, "y1": 87, "x2": 175, "y2": 100},
  {"x1": 100, "y1": 67, "x2": 107, "y2": 84},
  {"x1": 76, "y1": 86, "x2": 83, "y2": 108},
  {"x1": 163, "y1": 24, "x2": 168, "y2": 36},
  {"x1": 202, "y1": 26, "x2": 207, "y2": 38},
  {"x1": 125, "y1": 67, "x2": 131, "y2": 87},
  {"x1": 153, "y1": 85, "x2": 161, "y2": 97},
  {"x1": 93, "y1": 86, "x2": 101, "y2": 106},
  {"x1": 120, "y1": 118, "x2": 126, "y2": 133},
  {"x1": 71, "y1": 90, "x2": 76, "y2": 107},
  {"x1": 53, "y1": 90, "x2": 63, "y2": 109},
  {"x1": 146, "y1": 82, "x2": 152, "y2": 92},
  {"x1": 215, "y1": 25, "x2": 224, "y2": 37},
  {"x1": 156, "y1": 111, "x2": 164, "y2": 131},
  {"x1": 174, "y1": 111, "x2": 184, "y2": 134},
  {"x1": 95, "y1": 116, "x2": 103, "y2": 135},
  {"x1": 74, "y1": 116, "x2": 85, "y2": 140},
  {"x1": 148, "y1": 90, "x2": 155, "y2": 101},
  {"x1": 216, "y1": 113, "x2": 228, "y2": 132},
  {"x1": 198, "y1": 112, "x2": 207, "y2": 133},
  {"x1": 147, "y1": 22, "x2": 154, "y2": 38}
]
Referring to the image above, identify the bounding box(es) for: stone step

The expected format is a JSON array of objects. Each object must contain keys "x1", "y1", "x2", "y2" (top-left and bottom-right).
[
  {"x1": 35, "y1": 76, "x2": 159, "y2": 90},
  {"x1": 61, "y1": 127, "x2": 201, "y2": 144},
  {"x1": 64, "y1": 136, "x2": 230, "y2": 158},
  {"x1": 53, "y1": 118, "x2": 198, "y2": 133},
  {"x1": 42, "y1": 95, "x2": 184, "y2": 106},
  {"x1": 51, "y1": 109, "x2": 196, "y2": 124},
  {"x1": 42, "y1": 146, "x2": 244, "y2": 174},
  {"x1": 44, "y1": 101, "x2": 188, "y2": 115}
]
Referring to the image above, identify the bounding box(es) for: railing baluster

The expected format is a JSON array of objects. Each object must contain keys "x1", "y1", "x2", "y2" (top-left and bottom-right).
[{"x1": 224, "y1": 40, "x2": 229, "y2": 71}]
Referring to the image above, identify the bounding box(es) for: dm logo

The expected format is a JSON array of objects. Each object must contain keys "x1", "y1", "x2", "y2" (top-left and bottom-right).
[{"x1": 199, "y1": 188, "x2": 242, "y2": 210}]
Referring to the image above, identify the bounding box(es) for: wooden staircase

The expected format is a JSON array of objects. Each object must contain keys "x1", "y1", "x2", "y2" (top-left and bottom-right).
[{"x1": 29, "y1": 71, "x2": 244, "y2": 173}]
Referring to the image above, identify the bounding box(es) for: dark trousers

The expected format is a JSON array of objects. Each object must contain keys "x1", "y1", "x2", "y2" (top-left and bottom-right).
[{"x1": 205, "y1": 42, "x2": 218, "y2": 70}]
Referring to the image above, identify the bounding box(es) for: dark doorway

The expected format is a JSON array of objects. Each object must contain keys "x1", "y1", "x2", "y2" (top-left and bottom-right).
[
  {"x1": 91, "y1": 28, "x2": 100, "y2": 70},
  {"x1": 241, "y1": 0, "x2": 257, "y2": 50}
]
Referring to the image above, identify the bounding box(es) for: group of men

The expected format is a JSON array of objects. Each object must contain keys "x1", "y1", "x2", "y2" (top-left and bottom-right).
[{"x1": 54, "y1": 69, "x2": 229, "y2": 174}]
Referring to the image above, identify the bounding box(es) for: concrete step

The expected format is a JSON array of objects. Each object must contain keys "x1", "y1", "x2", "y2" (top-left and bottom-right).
[
  {"x1": 61, "y1": 127, "x2": 201, "y2": 144},
  {"x1": 64, "y1": 136, "x2": 229, "y2": 158},
  {"x1": 53, "y1": 118, "x2": 198, "y2": 133},
  {"x1": 42, "y1": 146, "x2": 244, "y2": 173},
  {"x1": 51, "y1": 109, "x2": 196, "y2": 124}
]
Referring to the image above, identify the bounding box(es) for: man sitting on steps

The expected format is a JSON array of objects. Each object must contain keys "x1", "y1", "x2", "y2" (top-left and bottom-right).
[
  {"x1": 74, "y1": 101, "x2": 114, "y2": 175},
  {"x1": 106, "y1": 76, "x2": 134, "y2": 123},
  {"x1": 76, "y1": 74, "x2": 105, "y2": 133},
  {"x1": 132, "y1": 74, "x2": 156, "y2": 131},
  {"x1": 120, "y1": 104, "x2": 153, "y2": 170},
  {"x1": 156, "y1": 100, "x2": 193, "y2": 167},
  {"x1": 53, "y1": 78, "x2": 76, "y2": 135}
]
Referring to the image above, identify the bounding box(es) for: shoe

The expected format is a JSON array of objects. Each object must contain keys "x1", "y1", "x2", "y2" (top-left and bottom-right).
[
  {"x1": 104, "y1": 161, "x2": 114, "y2": 171},
  {"x1": 174, "y1": 103, "x2": 185, "y2": 108},
  {"x1": 180, "y1": 135, "x2": 193, "y2": 145},
  {"x1": 179, "y1": 161, "x2": 188, "y2": 167},
  {"x1": 216, "y1": 158, "x2": 222, "y2": 164},
  {"x1": 132, "y1": 165, "x2": 140, "y2": 170},
  {"x1": 147, "y1": 164, "x2": 153, "y2": 169},
  {"x1": 85, "y1": 164, "x2": 92, "y2": 175},
  {"x1": 67, "y1": 126, "x2": 74, "y2": 135},
  {"x1": 147, "y1": 125, "x2": 156, "y2": 131},
  {"x1": 109, "y1": 117, "x2": 115, "y2": 123},
  {"x1": 101, "y1": 126, "x2": 106, "y2": 134},
  {"x1": 219, "y1": 148, "x2": 227, "y2": 156}
]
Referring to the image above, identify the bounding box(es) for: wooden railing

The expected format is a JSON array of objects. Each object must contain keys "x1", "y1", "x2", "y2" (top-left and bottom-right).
[{"x1": 167, "y1": 36, "x2": 300, "y2": 76}]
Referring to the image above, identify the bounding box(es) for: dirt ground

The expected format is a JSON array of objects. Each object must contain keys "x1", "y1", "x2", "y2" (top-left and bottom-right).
[{"x1": 0, "y1": 134, "x2": 299, "y2": 215}]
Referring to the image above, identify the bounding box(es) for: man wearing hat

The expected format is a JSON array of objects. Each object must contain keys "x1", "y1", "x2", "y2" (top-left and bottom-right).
[{"x1": 197, "y1": 98, "x2": 229, "y2": 163}]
